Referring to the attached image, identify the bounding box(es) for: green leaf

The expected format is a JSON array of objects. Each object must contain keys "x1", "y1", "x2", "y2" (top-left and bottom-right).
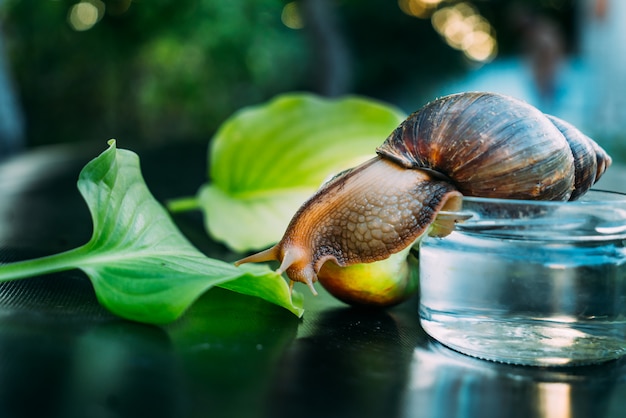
[
  {"x1": 171, "y1": 93, "x2": 406, "y2": 252},
  {"x1": 0, "y1": 141, "x2": 303, "y2": 323}
]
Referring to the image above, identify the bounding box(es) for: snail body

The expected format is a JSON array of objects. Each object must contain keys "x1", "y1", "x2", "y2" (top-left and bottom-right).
[{"x1": 236, "y1": 92, "x2": 611, "y2": 301}]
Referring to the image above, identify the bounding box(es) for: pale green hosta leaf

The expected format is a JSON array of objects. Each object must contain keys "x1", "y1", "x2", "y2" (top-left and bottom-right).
[
  {"x1": 200, "y1": 93, "x2": 406, "y2": 252},
  {"x1": 198, "y1": 184, "x2": 313, "y2": 253}
]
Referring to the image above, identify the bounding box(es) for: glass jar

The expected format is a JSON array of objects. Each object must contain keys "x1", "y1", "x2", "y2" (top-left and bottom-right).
[{"x1": 419, "y1": 190, "x2": 626, "y2": 366}]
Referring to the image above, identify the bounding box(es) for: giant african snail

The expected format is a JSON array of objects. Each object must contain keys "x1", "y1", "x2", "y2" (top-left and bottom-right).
[{"x1": 236, "y1": 92, "x2": 612, "y2": 300}]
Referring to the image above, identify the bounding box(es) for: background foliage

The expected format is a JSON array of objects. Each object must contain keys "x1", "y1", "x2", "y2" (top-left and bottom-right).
[{"x1": 2, "y1": 0, "x2": 576, "y2": 148}]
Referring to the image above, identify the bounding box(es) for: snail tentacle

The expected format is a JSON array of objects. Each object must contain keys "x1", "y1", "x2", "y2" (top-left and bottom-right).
[
  {"x1": 234, "y1": 246, "x2": 278, "y2": 266},
  {"x1": 234, "y1": 243, "x2": 319, "y2": 294}
]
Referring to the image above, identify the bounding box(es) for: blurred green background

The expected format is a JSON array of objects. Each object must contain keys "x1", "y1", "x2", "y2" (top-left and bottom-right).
[{"x1": 3, "y1": 0, "x2": 592, "y2": 150}]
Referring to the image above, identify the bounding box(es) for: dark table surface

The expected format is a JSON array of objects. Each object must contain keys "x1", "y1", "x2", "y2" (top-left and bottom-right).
[{"x1": 1, "y1": 141, "x2": 625, "y2": 418}]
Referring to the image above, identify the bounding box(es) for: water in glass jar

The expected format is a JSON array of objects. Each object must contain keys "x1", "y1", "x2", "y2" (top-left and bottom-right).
[{"x1": 419, "y1": 227, "x2": 626, "y2": 366}]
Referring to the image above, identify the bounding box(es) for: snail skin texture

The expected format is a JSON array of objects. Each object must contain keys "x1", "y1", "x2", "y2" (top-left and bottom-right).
[{"x1": 236, "y1": 92, "x2": 612, "y2": 303}]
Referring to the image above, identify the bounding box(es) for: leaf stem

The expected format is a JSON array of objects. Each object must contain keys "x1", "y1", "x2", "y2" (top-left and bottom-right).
[
  {"x1": 166, "y1": 196, "x2": 201, "y2": 213},
  {"x1": 0, "y1": 246, "x2": 89, "y2": 282}
]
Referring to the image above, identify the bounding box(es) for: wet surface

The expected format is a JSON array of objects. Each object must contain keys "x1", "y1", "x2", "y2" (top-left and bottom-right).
[{"x1": 1, "y1": 142, "x2": 625, "y2": 418}]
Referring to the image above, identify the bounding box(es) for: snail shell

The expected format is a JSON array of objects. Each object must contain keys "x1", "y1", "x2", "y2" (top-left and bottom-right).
[
  {"x1": 236, "y1": 92, "x2": 612, "y2": 294},
  {"x1": 377, "y1": 92, "x2": 610, "y2": 201}
]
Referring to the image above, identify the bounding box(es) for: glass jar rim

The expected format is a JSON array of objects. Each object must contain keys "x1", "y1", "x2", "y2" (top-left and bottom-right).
[
  {"x1": 439, "y1": 189, "x2": 626, "y2": 241},
  {"x1": 461, "y1": 189, "x2": 626, "y2": 206}
]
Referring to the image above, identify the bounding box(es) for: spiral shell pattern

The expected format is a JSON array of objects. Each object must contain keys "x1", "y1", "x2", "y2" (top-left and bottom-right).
[{"x1": 376, "y1": 92, "x2": 611, "y2": 201}]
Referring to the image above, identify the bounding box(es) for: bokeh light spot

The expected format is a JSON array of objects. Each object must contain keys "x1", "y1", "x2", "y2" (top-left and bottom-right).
[
  {"x1": 431, "y1": 2, "x2": 497, "y2": 63},
  {"x1": 282, "y1": 2, "x2": 304, "y2": 30},
  {"x1": 398, "y1": 0, "x2": 444, "y2": 18},
  {"x1": 68, "y1": 0, "x2": 105, "y2": 32},
  {"x1": 463, "y1": 30, "x2": 497, "y2": 62},
  {"x1": 68, "y1": 2, "x2": 99, "y2": 31}
]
